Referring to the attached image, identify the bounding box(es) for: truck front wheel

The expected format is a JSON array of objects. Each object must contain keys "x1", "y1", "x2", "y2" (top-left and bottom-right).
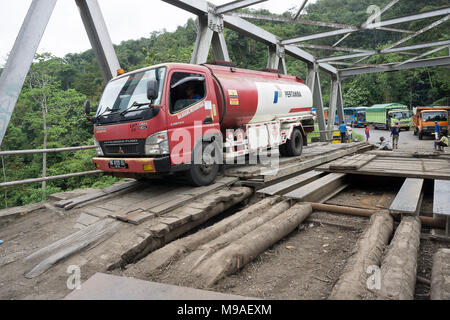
[
  {"x1": 418, "y1": 132, "x2": 423, "y2": 140},
  {"x1": 285, "y1": 128, "x2": 304, "y2": 157},
  {"x1": 186, "y1": 141, "x2": 219, "y2": 186}
]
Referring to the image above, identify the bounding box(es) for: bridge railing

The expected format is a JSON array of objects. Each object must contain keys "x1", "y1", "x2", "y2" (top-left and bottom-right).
[{"x1": 0, "y1": 145, "x2": 101, "y2": 188}]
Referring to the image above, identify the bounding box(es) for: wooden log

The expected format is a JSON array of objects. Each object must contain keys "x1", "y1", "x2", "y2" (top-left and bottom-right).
[
  {"x1": 123, "y1": 196, "x2": 281, "y2": 277},
  {"x1": 180, "y1": 200, "x2": 291, "y2": 272},
  {"x1": 430, "y1": 248, "x2": 450, "y2": 300},
  {"x1": 329, "y1": 210, "x2": 394, "y2": 300},
  {"x1": 310, "y1": 202, "x2": 446, "y2": 229},
  {"x1": 24, "y1": 218, "x2": 121, "y2": 278},
  {"x1": 193, "y1": 203, "x2": 313, "y2": 286},
  {"x1": 113, "y1": 187, "x2": 254, "y2": 269},
  {"x1": 311, "y1": 202, "x2": 373, "y2": 217},
  {"x1": 377, "y1": 216, "x2": 422, "y2": 300},
  {"x1": 0, "y1": 202, "x2": 45, "y2": 225}
]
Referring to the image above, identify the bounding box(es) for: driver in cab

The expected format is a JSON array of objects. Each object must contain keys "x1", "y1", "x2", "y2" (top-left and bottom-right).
[{"x1": 186, "y1": 85, "x2": 201, "y2": 100}]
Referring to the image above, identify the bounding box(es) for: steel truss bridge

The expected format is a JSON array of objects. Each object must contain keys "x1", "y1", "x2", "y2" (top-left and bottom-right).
[{"x1": 0, "y1": 0, "x2": 449, "y2": 146}]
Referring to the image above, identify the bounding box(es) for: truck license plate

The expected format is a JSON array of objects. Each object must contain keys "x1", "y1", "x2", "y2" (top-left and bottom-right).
[{"x1": 109, "y1": 160, "x2": 128, "y2": 169}]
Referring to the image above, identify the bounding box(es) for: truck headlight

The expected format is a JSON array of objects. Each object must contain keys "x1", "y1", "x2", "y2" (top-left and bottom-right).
[
  {"x1": 94, "y1": 138, "x2": 104, "y2": 156},
  {"x1": 145, "y1": 130, "x2": 169, "y2": 156}
]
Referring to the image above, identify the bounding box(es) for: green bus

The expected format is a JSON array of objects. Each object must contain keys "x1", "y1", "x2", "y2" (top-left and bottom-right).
[{"x1": 366, "y1": 103, "x2": 412, "y2": 131}]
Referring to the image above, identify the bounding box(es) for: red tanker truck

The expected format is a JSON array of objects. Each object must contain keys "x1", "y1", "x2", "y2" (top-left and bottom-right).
[{"x1": 85, "y1": 62, "x2": 314, "y2": 186}]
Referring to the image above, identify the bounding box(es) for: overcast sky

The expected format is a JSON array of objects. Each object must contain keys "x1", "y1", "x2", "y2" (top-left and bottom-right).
[{"x1": 0, "y1": 0, "x2": 316, "y2": 66}]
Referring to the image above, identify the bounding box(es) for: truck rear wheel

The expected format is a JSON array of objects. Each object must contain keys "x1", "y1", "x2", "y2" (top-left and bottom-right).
[
  {"x1": 186, "y1": 141, "x2": 219, "y2": 186},
  {"x1": 279, "y1": 143, "x2": 288, "y2": 157},
  {"x1": 285, "y1": 128, "x2": 304, "y2": 157}
]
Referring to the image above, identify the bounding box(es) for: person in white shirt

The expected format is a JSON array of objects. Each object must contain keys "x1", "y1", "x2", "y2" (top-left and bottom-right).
[{"x1": 346, "y1": 125, "x2": 353, "y2": 143}]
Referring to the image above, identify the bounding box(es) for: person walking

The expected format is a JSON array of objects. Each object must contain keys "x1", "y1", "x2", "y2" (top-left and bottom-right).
[
  {"x1": 434, "y1": 121, "x2": 440, "y2": 140},
  {"x1": 339, "y1": 121, "x2": 347, "y2": 143},
  {"x1": 391, "y1": 121, "x2": 400, "y2": 149},
  {"x1": 365, "y1": 125, "x2": 370, "y2": 142}
]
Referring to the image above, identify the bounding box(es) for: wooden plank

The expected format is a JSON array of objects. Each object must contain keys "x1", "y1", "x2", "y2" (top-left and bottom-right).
[
  {"x1": 149, "y1": 195, "x2": 193, "y2": 215},
  {"x1": 110, "y1": 185, "x2": 178, "y2": 218},
  {"x1": 389, "y1": 178, "x2": 424, "y2": 215},
  {"x1": 224, "y1": 142, "x2": 369, "y2": 179},
  {"x1": 433, "y1": 180, "x2": 450, "y2": 216},
  {"x1": 0, "y1": 202, "x2": 45, "y2": 222},
  {"x1": 55, "y1": 181, "x2": 143, "y2": 210},
  {"x1": 317, "y1": 184, "x2": 349, "y2": 204},
  {"x1": 257, "y1": 170, "x2": 324, "y2": 196},
  {"x1": 262, "y1": 143, "x2": 370, "y2": 183},
  {"x1": 284, "y1": 173, "x2": 346, "y2": 202},
  {"x1": 82, "y1": 206, "x2": 114, "y2": 218},
  {"x1": 316, "y1": 157, "x2": 450, "y2": 180},
  {"x1": 110, "y1": 177, "x2": 236, "y2": 224},
  {"x1": 329, "y1": 154, "x2": 376, "y2": 170}
]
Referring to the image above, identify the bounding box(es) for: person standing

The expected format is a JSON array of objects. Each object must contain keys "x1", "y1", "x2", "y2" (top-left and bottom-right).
[
  {"x1": 391, "y1": 121, "x2": 400, "y2": 149},
  {"x1": 434, "y1": 121, "x2": 441, "y2": 140},
  {"x1": 339, "y1": 121, "x2": 347, "y2": 143},
  {"x1": 346, "y1": 125, "x2": 353, "y2": 143},
  {"x1": 365, "y1": 125, "x2": 370, "y2": 142}
]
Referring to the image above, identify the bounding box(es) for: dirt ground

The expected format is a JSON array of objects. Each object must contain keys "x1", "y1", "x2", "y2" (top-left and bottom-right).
[{"x1": 0, "y1": 206, "x2": 81, "y2": 299}]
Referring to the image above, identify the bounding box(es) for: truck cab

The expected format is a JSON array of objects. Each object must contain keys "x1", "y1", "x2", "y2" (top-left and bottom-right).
[
  {"x1": 89, "y1": 63, "x2": 314, "y2": 186},
  {"x1": 387, "y1": 109, "x2": 412, "y2": 131},
  {"x1": 413, "y1": 106, "x2": 450, "y2": 140}
]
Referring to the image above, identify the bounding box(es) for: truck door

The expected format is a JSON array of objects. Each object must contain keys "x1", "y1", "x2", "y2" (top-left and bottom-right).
[{"x1": 165, "y1": 69, "x2": 220, "y2": 167}]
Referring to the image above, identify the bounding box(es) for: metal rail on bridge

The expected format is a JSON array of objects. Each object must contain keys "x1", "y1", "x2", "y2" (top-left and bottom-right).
[
  {"x1": 0, "y1": 145, "x2": 100, "y2": 188},
  {"x1": 0, "y1": 145, "x2": 96, "y2": 156}
]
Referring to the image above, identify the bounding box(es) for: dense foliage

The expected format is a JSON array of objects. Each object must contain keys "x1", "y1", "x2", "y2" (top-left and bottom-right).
[{"x1": 0, "y1": 0, "x2": 448, "y2": 208}]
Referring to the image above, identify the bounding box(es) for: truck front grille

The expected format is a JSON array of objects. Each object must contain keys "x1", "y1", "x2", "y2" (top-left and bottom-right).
[{"x1": 100, "y1": 139, "x2": 145, "y2": 157}]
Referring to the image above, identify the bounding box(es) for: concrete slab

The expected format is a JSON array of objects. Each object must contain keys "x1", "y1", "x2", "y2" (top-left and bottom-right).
[{"x1": 64, "y1": 273, "x2": 254, "y2": 300}]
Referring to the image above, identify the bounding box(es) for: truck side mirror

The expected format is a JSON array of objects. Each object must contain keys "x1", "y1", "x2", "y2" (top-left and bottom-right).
[
  {"x1": 147, "y1": 79, "x2": 159, "y2": 101},
  {"x1": 84, "y1": 100, "x2": 91, "y2": 115}
]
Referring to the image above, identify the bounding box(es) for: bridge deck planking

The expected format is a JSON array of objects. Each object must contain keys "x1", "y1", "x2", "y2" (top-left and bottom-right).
[
  {"x1": 283, "y1": 173, "x2": 346, "y2": 202},
  {"x1": 389, "y1": 178, "x2": 424, "y2": 215},
  {"x1": 317, "y1": 155, "x2": 450, "y2": 180},
  {"x1": 433, "y1": 180, "x2": 450, "y2": 217},
  {"x1": 257, "y1": 170, "x2": 324, "y2": 196}
]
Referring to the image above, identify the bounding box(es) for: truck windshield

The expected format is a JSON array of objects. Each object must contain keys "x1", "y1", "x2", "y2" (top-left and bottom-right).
[
  {"x1": 422, "y1": 111, "x2": 447, "y2": 122},
  {"x1": 96, "y1": 67, "x2": 166, "y2": 116},
  {"x1": 390, "y1": 111, "x2": 410, "y2": 119},
  {"x1": 356, "y1": 111, "x2": 366, "y2": 120}
]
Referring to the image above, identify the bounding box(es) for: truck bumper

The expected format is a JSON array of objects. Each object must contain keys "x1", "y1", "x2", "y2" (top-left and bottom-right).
[{"x1": 92, "y1": 156, "x2": 171, "y2": 174}]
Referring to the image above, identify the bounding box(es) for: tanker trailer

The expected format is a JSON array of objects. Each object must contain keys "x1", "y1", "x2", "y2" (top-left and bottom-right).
[{"x1": 88, "y1": 62, "x2": 314, "y2": 186}]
